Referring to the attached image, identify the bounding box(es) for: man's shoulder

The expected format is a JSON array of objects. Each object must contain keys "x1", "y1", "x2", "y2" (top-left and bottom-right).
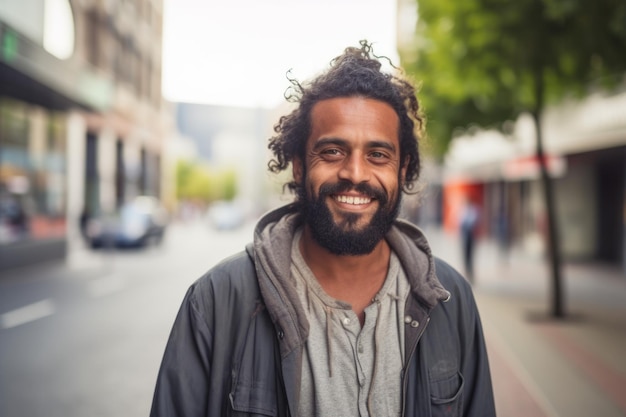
[
  {"x1": 432, "y1": 257, "x2": 473, "y2": 301},
  {"x1": 190, "y1": 246, "x2": 259, "y2": 300}
]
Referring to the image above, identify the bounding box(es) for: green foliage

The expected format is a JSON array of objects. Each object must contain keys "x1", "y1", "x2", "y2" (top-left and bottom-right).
[
  {"x1": 175, "y1": 159, "x2": 238, "y2": 203},
  {"x1": 403, "y1": 0, "x2": 626, "y2": 158},
  {"x1": 219, "y1": 170, "x2": 238, "y2": 201}
]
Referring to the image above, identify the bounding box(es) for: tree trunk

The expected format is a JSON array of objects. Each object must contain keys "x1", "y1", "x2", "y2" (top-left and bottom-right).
[{"x1": 532, "y1": 69, "x2": 566, "y2": 318}]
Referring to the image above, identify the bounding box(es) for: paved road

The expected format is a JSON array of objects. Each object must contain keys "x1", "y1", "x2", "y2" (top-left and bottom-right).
[{"x1": 0, "y1": 220, "x2": 256, "y2": 417}]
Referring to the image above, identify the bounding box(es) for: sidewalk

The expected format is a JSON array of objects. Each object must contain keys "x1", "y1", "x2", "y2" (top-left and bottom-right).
[{"x1": 425, "y1": 227, "x2": 626, "y2": 417}]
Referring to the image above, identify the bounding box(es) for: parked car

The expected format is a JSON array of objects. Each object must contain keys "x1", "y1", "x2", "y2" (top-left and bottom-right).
[{"x1": 85, "y1": 196, "x2": 168, "y2": 248}]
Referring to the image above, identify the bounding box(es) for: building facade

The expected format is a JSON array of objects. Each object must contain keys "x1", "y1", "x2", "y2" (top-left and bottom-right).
[
  {"x1": 442, "y1": 91, "x2": 626, "y2": 272},
  {"x1": 0, "y1": 0, "x2": 171, "y2": 270}
]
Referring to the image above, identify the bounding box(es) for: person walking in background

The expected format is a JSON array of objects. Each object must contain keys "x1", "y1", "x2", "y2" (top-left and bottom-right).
[
  {"x1": 149, "y1": 40, "x2": 495, "y2": 417},
  {"x1": 460, "y1": 196, "x2": 480, "y2": 283}
]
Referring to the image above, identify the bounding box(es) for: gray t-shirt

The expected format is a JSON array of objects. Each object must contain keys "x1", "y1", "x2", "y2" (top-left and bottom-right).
[{"x1": 291, "y1": 228, "x2": 411, "y2": 417}]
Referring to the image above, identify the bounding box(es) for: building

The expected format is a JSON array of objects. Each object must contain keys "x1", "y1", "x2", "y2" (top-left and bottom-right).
[
  {"x1": 0, "y1": 0, "x2": 171, "y2": 271},
  {"x1": 442, "y1": 91, "x2": 626, "y2": 271}
]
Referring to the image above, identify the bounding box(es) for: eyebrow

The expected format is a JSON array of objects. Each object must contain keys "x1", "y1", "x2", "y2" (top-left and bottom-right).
[{"x1": 312, "y1": 137, "x2": 397, "y2": 152}]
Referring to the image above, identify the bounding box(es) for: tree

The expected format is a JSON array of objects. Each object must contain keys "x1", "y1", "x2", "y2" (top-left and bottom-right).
[
  {"x1": 176, "y1": 160, "x2": 239, "y2": 204},
  {"x1": 403, "y1": 0, "x2": 626, "y2": 317}
]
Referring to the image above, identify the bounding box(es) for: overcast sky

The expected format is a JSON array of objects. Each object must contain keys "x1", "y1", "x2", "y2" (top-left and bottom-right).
[{"x1": 161, "y1": 0, "x2": 399, "y2": 109}]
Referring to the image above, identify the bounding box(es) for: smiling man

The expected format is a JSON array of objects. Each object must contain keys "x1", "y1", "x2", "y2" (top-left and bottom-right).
[
  {"x1": 298, "y1": 97, "x2": 403, "y2": 258},
  {"x1": 150, "y1": 41, "x2": 495, "y2": 417}
]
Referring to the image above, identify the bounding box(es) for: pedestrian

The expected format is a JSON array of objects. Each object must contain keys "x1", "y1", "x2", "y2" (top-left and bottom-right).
[
  {"x1": 150, "y1": 40, "x2": 495, "y2": 417},
  {"x1": 459, "y1": 196, "x2": 480, "y2": 283}
]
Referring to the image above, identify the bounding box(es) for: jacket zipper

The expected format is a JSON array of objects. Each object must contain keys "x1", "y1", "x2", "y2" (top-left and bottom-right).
[{"x1": 400, "y1": 315, "x2": 431, "y2": 417}]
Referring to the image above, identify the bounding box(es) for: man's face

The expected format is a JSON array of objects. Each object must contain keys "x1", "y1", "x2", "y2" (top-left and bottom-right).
[{"x1": 293, "y1": 96, "x2": 406, "y2": 255}]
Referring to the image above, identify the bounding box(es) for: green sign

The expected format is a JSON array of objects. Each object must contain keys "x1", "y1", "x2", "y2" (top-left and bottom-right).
[{"x1": 2, "y1": 28, "x2": 18, "y2": 62}]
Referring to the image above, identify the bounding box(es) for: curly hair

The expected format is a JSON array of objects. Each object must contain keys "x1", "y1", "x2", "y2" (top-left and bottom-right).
[{"x1": 267, "y1": 40, "x2": 423, "y2": 196}]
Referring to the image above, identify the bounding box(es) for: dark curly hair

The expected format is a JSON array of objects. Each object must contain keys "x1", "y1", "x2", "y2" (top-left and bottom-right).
[{"x1": 267, "y1": 40, "x2": 423, "y2": 197}]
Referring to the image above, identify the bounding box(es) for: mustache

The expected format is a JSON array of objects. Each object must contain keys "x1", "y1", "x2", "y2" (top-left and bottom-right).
[{"x1": 318, "y1": 180, "x2": 388, "y2": 204}]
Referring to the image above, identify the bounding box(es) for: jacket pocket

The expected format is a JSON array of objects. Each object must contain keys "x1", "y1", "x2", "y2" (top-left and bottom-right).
[
  {"x1": 230, "y1": 380, "x2": 277, "y2": 416},
  {"x1": 430, "y1": 372, "x2": 464, "y2": 417},
  {"x1": 229, "y1": 306, "x2": 281, "y2": 417}
]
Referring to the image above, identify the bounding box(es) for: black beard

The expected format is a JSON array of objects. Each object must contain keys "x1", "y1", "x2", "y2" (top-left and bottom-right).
[{"x1": 301, "y1": 180, "x2": 402, "y2": 256}]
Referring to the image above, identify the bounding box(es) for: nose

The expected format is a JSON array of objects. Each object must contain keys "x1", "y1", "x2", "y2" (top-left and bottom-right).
[{"x1": 338, "y1": 152, "x2": 370, "y2": 184}]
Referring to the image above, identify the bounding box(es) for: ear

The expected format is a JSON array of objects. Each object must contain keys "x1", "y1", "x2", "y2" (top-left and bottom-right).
[
  {"x1": 400, "y1": 156, "x2": 410, "y2": 184},
  {"x1": 293, "y1": 157, "x2": 304, "y2": 184}
]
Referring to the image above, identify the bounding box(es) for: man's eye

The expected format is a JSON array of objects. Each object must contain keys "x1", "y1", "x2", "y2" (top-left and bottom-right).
[
  {"x1": 321, "y1": 149, "x2": 341, "y2": 156},
  {"x1": 370, "y1": 151, "x2": 388, "y2": 159}
]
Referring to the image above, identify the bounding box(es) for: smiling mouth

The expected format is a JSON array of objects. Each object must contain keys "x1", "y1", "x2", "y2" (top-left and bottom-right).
[{"x1": 333, "y1": 195, "x2": 372, "y2": 205}]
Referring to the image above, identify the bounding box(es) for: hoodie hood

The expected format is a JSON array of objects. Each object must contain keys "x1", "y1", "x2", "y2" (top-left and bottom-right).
[{"x1": 251, "y1": 203, "x2": 450, "y2": 357}]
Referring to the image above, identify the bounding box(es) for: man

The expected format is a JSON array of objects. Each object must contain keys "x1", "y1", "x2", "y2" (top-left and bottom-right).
[
  {"x1": 150, "y1": 41, "x2": 495, "y2": 417},
  {"x1": 460, "y1": 196, "x2": 480, "y2": 283}
]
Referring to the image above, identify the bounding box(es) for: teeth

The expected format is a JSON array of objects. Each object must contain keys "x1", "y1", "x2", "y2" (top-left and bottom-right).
[{"x1": 336, "y1": 195, "x2": 371, "y2": 205}]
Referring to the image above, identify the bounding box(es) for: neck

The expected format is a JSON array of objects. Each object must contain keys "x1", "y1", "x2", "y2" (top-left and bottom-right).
[{"x1": 299, "y1": 224, "x2": 391, "y2": 324}]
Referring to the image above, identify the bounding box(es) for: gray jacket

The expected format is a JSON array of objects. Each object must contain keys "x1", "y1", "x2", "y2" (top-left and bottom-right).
[{"x1": 150, "y1": 204, "x2": 496, "y2": 416}]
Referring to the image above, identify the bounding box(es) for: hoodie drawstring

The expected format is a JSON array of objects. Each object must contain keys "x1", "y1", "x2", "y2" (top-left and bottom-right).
[
  {"x1": 325, "y1": 306, "x2": 333, "y2": 378},
  {"x1": 366, "y1": 297, "x2": 383, "y2": 414}
]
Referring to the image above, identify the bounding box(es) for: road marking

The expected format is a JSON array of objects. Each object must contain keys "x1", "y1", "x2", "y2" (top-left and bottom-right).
[
  {"x1": 88, "y1": 273, "x2": 126, "y2": 297},
  {"x1": 0, "y1": 299, "x2": 56, "y2": 329}
]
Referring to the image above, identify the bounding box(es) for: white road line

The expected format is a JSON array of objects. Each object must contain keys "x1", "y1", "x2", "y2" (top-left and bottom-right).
[
  {"x1": 1, "y1": 299, "x2": 56, "y2": 329},
  {"x1": 88, "y1": 273, "x2": 126, "y2": 297}
]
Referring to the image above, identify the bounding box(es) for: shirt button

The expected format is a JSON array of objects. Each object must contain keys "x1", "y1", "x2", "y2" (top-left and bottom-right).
[
  {"x1": 404, "y1": 315, "x2": 412, "y2": 324},
  {"x1": 411, "y1": 320, "x2": 419, "y2": 328},
  {"x1": 343, "y1": 318, "x2": 351, "y2": 325}
]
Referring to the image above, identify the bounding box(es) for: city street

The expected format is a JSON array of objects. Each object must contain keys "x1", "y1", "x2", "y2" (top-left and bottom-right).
[
  {"x1": 1, "y1": 219, "x2": 625, "y2": 417},
  {"x1": 2, "y1": 1, "x2": 625, "y2": 417},
  {"x1": 0, "y1": 220, "x2": 257, "y2": 417}
]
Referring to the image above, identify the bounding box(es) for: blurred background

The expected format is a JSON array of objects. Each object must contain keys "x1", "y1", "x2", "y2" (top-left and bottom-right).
[{"x1": 0, "y1": 0, "x2": 624, "y2": 416}]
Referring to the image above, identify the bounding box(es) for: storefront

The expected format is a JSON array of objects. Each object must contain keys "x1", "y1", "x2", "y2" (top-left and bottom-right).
[
  {"x1": 0, "y1": 98, "x2": 68, "y2": 268},
  {"x1": 0, "y1": 12, "x2": 111, "y2": 270}
]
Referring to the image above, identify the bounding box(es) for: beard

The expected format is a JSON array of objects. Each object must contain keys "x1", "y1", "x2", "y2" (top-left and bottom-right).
[{"x1": 300, "y1": 179, "x2": 402, "y2": 256}]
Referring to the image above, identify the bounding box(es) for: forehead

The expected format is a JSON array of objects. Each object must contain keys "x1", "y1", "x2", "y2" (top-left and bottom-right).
[{"x1": 307, "y1": 97, "x2": 400, "y2": 148}]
